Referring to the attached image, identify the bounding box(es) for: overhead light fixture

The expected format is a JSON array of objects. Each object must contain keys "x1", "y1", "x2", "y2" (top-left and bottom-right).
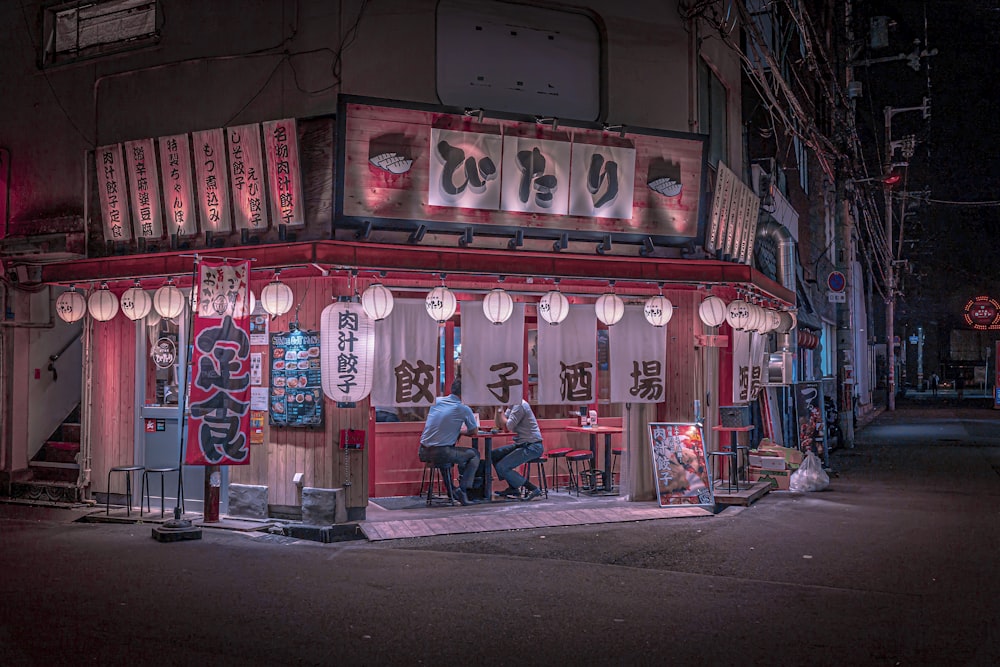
[
  {"x1": 55, "y1": 286, "x2": 86, "y2": 324},
  {"x1": 425, "y1": 281, "x2": 457, "y2": 323},
  {"x1": 88, "y1": 283, "x2": 119, "y2": 322},
  {"x1": 153, "y1": 278, "x2": 185, "y2": 320},
  {"x1": 120, "y1": 281, "x2": 152, "y2": 321},
  {"x1": 361, "y1": 282, "x2": 394, "y2": 321},
  {"x1": 538, "y1": 289, "x2": 569, "y2": 325},
  {"x1": 483, "y1": 288, "x2": 514, "y2": 325},
  {"x1": 698, "y1": 296, "x2": 728, "y2": 328},
  {"x1": 261, "y1": 275, "x2": 294, "y2": 317},
  {"x1": 595, "y1": 291, "x2": 624, "y2": 326}
]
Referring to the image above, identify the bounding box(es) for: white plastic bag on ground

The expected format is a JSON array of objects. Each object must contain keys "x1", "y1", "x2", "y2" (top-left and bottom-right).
[{"x1": 788, "y1": 451, "x2": 830, "y2": 492}]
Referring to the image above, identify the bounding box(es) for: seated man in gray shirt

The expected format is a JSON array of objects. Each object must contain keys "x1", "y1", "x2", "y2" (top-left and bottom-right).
[
  {"x1": 419, "y1": 378, "x2": 481, "y2": 506},
  {"x1": 491, "y1": 399, "x2": 544, "y2": 501}
]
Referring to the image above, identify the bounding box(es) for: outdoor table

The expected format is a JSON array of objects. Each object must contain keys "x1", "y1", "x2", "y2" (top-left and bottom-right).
[
  {"x1": 564, "y1": 425, "x2": 623, "y2": 493},
  {"x1": 464, "y1": 429, "x2": 514, "y2": 502}
]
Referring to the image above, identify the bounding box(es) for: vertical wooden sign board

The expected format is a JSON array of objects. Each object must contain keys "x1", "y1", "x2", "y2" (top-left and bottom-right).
[{"x1": 648, "y1": 422, "x2": 715, "y2": 508}]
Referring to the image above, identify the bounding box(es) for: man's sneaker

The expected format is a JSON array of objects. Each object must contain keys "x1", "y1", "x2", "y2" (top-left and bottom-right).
[
  {"x1": 495, "y1": 486, "x2": 521, "y2": 499},
  {"x1": 522, "y1": 487, "x2": 543, "y2": 501},
  {"x1": 452, "y1": 488, "x2": 471, "y2": 506}
]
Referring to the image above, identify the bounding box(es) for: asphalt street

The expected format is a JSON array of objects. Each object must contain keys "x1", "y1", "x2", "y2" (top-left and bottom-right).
[{"x1": 2, "y1": 400, "x2": 998, "y2": 666}]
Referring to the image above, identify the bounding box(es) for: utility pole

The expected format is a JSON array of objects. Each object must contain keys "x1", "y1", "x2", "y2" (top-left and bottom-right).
[{"x1": 883, "y1": 102, "x2": 928, "y2": 411}]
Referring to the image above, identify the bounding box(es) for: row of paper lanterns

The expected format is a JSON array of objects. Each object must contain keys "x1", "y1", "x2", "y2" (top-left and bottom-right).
[
  {"x1": 54, "y1": 278, "x2": 297, "y2": 324},
  {"x1": 56, "y1": 278, "x2": 794, "y2": 336}
]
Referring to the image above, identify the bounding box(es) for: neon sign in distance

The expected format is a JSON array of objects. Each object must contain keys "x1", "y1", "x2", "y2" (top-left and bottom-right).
[{"x1": 963, "y1": 295, "x2": 1000, "y2": 330}]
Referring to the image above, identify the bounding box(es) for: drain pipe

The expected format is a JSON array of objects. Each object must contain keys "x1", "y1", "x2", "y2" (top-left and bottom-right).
[{"x1": 756, "y1": 219, "x2": 797, "y2": 350}]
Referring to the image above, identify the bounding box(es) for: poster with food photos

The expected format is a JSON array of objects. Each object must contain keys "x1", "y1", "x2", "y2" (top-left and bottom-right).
[
  {"x1": 647, "y1": 422, "x2": 714, "y2": 508},
  {"x1": 269, "y1": 329, "x2": 323, "y2": 427}
]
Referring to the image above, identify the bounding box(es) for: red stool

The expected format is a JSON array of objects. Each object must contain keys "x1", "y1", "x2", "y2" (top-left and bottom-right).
[
  {"x1": 565, "y1": 449, "x2": 595, "y2": 497},
  {"x1": 610, "y1": 447, "x2": 624, "y2": 487},
  {"x1": 546, "y1": 447, "x2": 573, "y2": 492}
]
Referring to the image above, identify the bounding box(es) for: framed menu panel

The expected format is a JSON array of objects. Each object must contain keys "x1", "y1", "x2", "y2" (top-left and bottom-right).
[
  {"x1": 648, "y1": 422, "x2": 714, "y2": 508},
  {"x1": 269, "y1": 329, "x2": 323, "y2": 427}
]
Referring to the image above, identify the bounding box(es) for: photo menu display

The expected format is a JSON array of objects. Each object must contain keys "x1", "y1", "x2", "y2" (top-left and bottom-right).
[{"x1": 269, "y1": 329, "x2": 323, "y2": 427}]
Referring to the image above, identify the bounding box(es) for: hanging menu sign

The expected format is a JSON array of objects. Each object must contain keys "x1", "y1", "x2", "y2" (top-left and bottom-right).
[
  {"x1": 95, "y1": 144, "x2": 131, "y2": 241},
  {"x1": 269, "y1": 329, "x2": 323, "y2": 427}
]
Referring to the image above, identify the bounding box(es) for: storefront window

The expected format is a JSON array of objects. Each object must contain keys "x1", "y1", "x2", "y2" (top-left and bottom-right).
[{"x1": 146, "y1": 316, "x2": 183, "y2": 405}]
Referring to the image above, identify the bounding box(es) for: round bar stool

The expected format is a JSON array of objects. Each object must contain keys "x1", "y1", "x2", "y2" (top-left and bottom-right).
[
  {"x1": 421, "y1": 462, "x2": 456, "y2": 506},
  {"x1": 610, "y1": 447, "x2": 624, "y2": 487},
  {"x1": 545, "y1": 447, "x2": 573, "y2": 492},
  {"x1": 520, "y1": 454, "x2": 548, "y2": 499},
  {"x1": 565, "y1": 449, "x2": 594, "y2": 497},
  {"x1": 106, "y1": 465, "x2": 144, "y2": 517},
  {"x1": 141, "y1": 467, "x2": 184, "y2": 518}
]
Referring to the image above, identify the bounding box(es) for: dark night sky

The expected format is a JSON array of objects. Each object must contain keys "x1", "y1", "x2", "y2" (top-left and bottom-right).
[{"x1": 855, "y1": 1, "x2": 1000, "y2": 325}]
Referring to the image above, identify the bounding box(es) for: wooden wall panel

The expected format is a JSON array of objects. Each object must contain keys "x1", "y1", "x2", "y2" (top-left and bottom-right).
[{"x1": 89, "y1": 317, "x2": 136, "y2": 494}]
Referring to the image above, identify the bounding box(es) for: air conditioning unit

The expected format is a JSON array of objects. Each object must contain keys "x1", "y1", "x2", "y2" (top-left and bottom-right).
[{"x1": 766, "y1": 352, "x2": 794, "y2": 385}]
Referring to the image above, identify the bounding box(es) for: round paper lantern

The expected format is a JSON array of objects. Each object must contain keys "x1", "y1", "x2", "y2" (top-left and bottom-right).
[
  {"x1": 153, "y1": 281, "x2": 185, "y2": 320},
  {"x1": 538, "y1": 290, "x2": 569, "y2": 325},
  {"x1": 764, "y1": 309, "x2": 781, "y2": 333},
  {"x1": 595, "y1": 292, "x2": 624, "y2": 326},
  {"x1": 745, "y1": 304, "x2": 764, "y2": 332},
  {"x1": 120, "y1": 285, "x2": 152, "y2": 321},
  {"x1": 725, "y1": 299, "x2": 751, "y2": 331},
  {"x1": 88, "y1": 285, "x2": 119, "y2": 322},
  {"x1": 483, "y1": 288, "x2": 514, "y2": 325},
  {"x1": 261, "y1": 279, "x2": 294, "y2": 317},
  {"x1": 698, "y1": 296, "x2": 727, "y2": 327},
  {"x1": 321, "y1": 302, "x2": 374, "y2": 402},
  {"x1": 643, "y1": 295, "x2": 674, "y2": 327},
  {"x1": 55, "y1": 288, "x2": 86, "y2": 323},
  {"x1": 425, "y1": 286, "x2": 457, "y2": 323},
  {"x1": 775, "y1": 310, "x2": 797, "y2": 334},
  {"x1": 361, "y1": 283, "x2": 394, "y2": 321},
  {"x1": 145, "y1": 309, "x2": 162, "y2": 328}
]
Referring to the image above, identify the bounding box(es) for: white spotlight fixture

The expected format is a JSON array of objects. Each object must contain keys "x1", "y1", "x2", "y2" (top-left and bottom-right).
[
  {"x1": 55, "y1": 286, "x2": 87, "y2": 323},
  {"x1": 698, "y1": 296, "x2": 727, "y2": 327},
  {"x1": 538, "y1": 289, "x2": 569, "y2": 325},
  {"x1": 425, "y1": 284, "x2": 457, "y2": 323},
  {"x1": 483, "y1": 288, "x2": 514, "y2": 325},
  {"x1": 261, "y1": 277, "x2": 294, "y2": 317},
  {"x1": 88, "y1": 283, "x2": 119, "y2": 322},
  {"x1": 153, "y1": 278, "x2": 186, "y2": 320},
  {"x1": 120, "y1": 281, "x2": 152, "y2": 321},
  {"x1": 595, "y1": 292, "x2": 624, "y2": 326},
  {"x1": 361, "y1": 282, "x2": 394, "y2": 321},
  {"x1": 644, "y1": 294, "x2": 674, "y2": 327}
]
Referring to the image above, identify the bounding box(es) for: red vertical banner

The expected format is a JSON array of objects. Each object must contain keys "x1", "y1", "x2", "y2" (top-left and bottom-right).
[{"x1": 186, "y1": 260, "x2": 252, "y2": 465}]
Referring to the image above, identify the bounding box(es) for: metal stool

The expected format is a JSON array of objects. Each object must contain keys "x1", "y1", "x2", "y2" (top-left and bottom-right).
[
  {"x1": 708, "y1": 450, "x2": 739, "y2": 493},
  {"x1": 420, "y1": 462, "x2": 456, "y2": 506},
  {"x1": 106, "y1": 465, "x2": 144, "y2": 516},
  {"x1": 610, "y1": 446, "x2": 624, "y2": 487},
  {"x1": 565, "y1": 449, "x2": 594, "y2": 497},
  {"x1": 520, "y1": 454, "x2": 548, "y2": 499},
  {"x1": 141, "y1": 467, "x2": 185, "y2": 518},
  {"x1": 546, "y1": 447, "x2": 573, "y2": 492}
]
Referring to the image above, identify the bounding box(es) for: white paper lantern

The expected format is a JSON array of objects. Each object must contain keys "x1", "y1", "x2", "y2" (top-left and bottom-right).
[
  {"x1": 261, "y1": 279, "x2": 294, "y2": 317},
  {"x1": 120, "y1": 285, "x2": 152, "y2": 321},
  {"x1": 744, "y1": 304, "x2": 764, "y2": 332},
  {"x1": 55, "y1": 288, "x2": 86, "y2": 323},
  {"x1": 425, "y1": 286, "x2": 457, "y2": 323},
  {"x1": 698, "y1": 296, "x2": 728, "y2": 327},
  {"x1": 775, "y1": 310, "x2": 797, "y2": 334},
  {"x1": 595, "y1": 292, "x2": 625, "y2": 326},
  {"x1": 153, "y1": 281, "x2": 185, "y2": 320},
  {"x1": 483, "y1": 288, "x2": 514, "y2": 325},
  {"x1": 643, "y1": 295, "x2": 674, "y2": 327},
  {"x1": 725, "y1": 299, "x2": 751, "y2": 331},
  {"x1": 361, "y1": 283, "x2": 394, "y2": 321},
  {"x1": 321, "y1": 301, "x2": 374, "y2": 402},
  {"x1": 145, "y1": 310, "x2": 162, "y2": 328},
  {"x1": 765, "y1": 309, "x2": 781, "y2": 333},
  {"x1": 538, "y1": 290, "x2": 569, "y2": 325},
  {"x1": 88, "y1": 285, "x2": 119, "y2": 322}
]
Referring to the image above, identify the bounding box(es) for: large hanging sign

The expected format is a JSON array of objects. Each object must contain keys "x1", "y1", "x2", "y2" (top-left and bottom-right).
[
  {"x1": 648, "y1": 422, "x2": 714, "y2": 508},
  {"x1": 461, "y1": 302, "x2": 525, "y2": 406},
  {"x1": 193, "y1": 128, "x2": 234, "y2": 234},
  {"x1": 157, "y1": 133, "x2": 198, "y2": 238},
  {"x1": 263, "y1": 119, "x2": 306, "y2": 228},
  {"x1": 337, "y1": 97, "x2": 707, "y2": 246},
  {"x1": 269, "y1": 328, "x2": 323, "y2": 427},
  {"x1": 793, "y1": 381, "x2": 827, "y2": 466},
  {"x1": 609, "y1": 306, "x2": 666, "y2": 403},
  {"x1": 226, "y1": 124, "x2": 267, "y2": 232},
  {"x1": 95, "y1": 144, "x2": 131, "y2": 241},
  {"x1": 731, "y1": 329, "x2": 767, "y2": 403},
  {"x1": 706, "y1": 162, "x2": 759, "y2": 263},
  {"x1": 185, "y1": 260, "x2": 252, "y2": 465},
  {"x1": 320, "y1": 301, "x2": 374, "y2": 403},
  {"x1": 123, "y1": 138, "x2": 164, "y2": 240},
  {"x1": 536, "y1": 304, "x2": 596, "y2": 405},
  {"x1": 371, "y1": 299, "x2": 439, "y2": 408}
]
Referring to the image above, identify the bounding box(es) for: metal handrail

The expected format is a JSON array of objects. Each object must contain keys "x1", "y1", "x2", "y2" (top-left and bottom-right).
[{"x1": 48, "y1": 331, "x2": 82, "y2": 381}]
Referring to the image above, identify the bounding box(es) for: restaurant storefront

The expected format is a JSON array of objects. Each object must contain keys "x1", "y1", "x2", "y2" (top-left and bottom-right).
[{"x1": 36, "y1": 97, "x2": 794, "y2": 521}]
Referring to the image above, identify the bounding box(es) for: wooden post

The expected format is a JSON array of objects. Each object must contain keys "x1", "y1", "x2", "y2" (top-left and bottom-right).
[{"x1": 203, "y1": 465, "x2": 221, "y2": 522}]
